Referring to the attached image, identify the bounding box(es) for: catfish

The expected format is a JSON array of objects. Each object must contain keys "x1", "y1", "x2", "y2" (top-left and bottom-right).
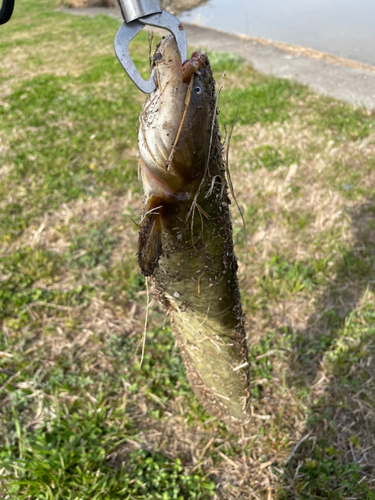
[{"x1": 137, "y1": 36, "x2": 250, "y2": 425}]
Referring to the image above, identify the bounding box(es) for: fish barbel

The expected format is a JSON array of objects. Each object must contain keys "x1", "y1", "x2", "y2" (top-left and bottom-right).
[{"x1": 138, "y1": 36, "x2": 250, "y2": 425}]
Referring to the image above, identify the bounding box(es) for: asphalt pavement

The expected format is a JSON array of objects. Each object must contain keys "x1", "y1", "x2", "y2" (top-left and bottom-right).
[{"x1": 62, "y1": 7, "x2": 375, "y2": 110}]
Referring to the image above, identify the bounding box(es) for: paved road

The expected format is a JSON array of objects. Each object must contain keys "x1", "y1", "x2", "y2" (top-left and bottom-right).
[{"x1": 62, "y1": 7, "x2": 375, "y2": 110}]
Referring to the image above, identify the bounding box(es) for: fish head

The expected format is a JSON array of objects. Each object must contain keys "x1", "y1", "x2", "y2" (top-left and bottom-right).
[{"x1": 139, "y1": 36, "x2": 214, "y2": 203}]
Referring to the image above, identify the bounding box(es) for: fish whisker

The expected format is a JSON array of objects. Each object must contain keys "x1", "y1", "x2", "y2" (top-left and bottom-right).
[{"x1": 139, "y1": 205, "x2": 163, "y2": 225}]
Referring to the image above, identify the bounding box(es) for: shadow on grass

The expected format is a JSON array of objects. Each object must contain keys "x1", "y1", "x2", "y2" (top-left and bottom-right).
[{"x1": 282, "y1": 198, "x2": 375, "y2": 498}]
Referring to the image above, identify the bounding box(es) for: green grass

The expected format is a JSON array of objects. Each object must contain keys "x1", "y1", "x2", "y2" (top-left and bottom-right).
[
  {"x1": 259, "y1": 255, "x2": 325, "y2": 298},
  {"x1": 0, "y1": 69, "x2": 140, "y2": 241},
  {"x1": 2, "y1": 399, "x2": 215, "y2": 499},
  {"x1": 309, "y1": 97, "x2": 375, "y2": 141},
  {"x1": 244, "y1": 145, "x2": 300, "y2": 172},
  {"x1": 67, "y1": 222, "x2": 118, "y2": 271},
  {"x1": 0, "y1": 247, "x2": 94, "y2": 325},
  {"x1": 1, "y1": 0, "x2": 375, "y2": 497},
  {"x1": 221, "y1": 77, "x2": 307, "y2": 126},
  {"x1": 282, "y1": 448, "x2": 374, "y2": 500}
]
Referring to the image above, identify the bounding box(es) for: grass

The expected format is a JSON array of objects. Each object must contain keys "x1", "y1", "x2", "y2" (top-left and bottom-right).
[
  {"x1": 2, "y1": 398, "x2": 215, "y2": 499},
  {"x1": 244, "y1": 145, "x2": 300, "y2": 172},
  {"x1": 1, "y1": 0, "x2": 375, "y2": 498}
]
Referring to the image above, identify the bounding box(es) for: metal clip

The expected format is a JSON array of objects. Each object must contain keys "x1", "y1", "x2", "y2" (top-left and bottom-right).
[{"x1": 114, "y1": 9, "x2": 187, "y2": 94}]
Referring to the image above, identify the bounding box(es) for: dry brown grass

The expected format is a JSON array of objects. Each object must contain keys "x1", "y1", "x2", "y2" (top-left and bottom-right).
[{"x1": 7, "y1": 111, "x2": 373, "y2": 496}]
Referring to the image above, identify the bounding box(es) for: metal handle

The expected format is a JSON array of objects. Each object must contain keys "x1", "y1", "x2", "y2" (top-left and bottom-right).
[
  {"x1": 0, "y1": 0, "x2": 15, "y2": 25},
  {"x1": 117, "y1": 0, "x2": 161, "y2": 23}
]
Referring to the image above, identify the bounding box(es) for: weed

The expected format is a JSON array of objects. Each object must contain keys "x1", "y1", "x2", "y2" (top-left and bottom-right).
[
  {"x1": 67, "y1": 222, "x2": 118, "y2": 271},
  {"x1": 258, "y1": 255, "x2": 323, "y2": 298},
  {"x1": 245, "y1": 145, "x2": 299, "y2": 172},
  {"x1": 281, "y1": 442, "x2": 373, "y2": 500},
  {"x1": 1, "y1": 401, "x2": 215, "y2": 499}
]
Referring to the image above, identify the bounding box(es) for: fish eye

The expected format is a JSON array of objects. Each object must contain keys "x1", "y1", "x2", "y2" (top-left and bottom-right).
[{"x1": 194, "y1": 86, "x2": 202, "y2": 95}]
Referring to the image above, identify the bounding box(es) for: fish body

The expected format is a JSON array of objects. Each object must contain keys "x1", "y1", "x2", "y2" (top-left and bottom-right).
[{"x1": 138, "y1": 36, "x2": 250, "y2": 424}]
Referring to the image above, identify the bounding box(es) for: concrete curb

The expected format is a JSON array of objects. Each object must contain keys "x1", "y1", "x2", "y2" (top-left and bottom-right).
[{"x1": 61, "y1": 7, "x2": 375, "y2": 110}]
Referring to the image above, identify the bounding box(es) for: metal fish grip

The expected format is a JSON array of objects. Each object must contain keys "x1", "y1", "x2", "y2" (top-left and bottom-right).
[{"x1": 115, "y1": 1, "x2": 187, "y2": 94}]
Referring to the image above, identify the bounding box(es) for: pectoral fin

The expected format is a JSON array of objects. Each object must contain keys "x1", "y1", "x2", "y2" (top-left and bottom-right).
[{"x1": 137, "y1": 197, "x2": 163, "y2": 277}]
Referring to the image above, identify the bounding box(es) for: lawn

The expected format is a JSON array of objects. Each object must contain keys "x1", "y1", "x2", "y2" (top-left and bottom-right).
[{"x1": 1, "y1": 0, "x2": 375, "y2": 498}]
